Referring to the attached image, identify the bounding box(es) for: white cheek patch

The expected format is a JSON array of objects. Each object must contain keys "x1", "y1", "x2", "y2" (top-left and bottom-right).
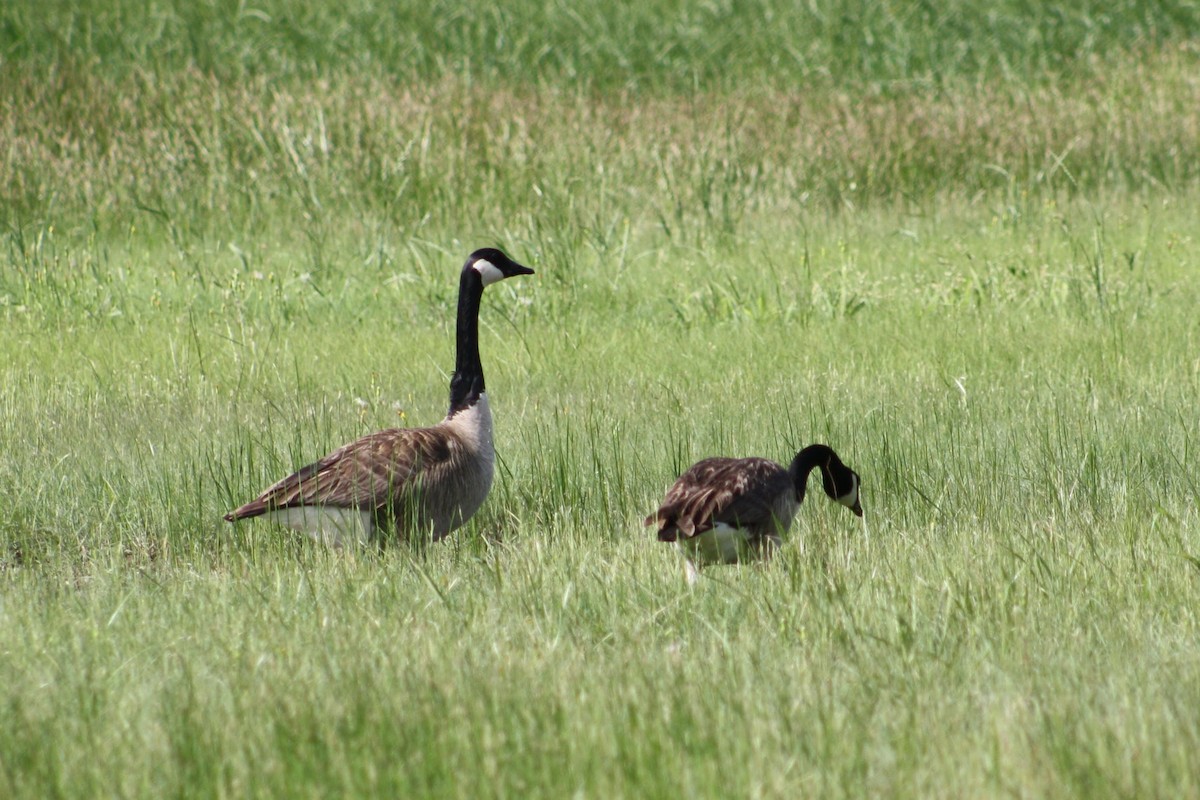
[
  {"x1": 473, "y1": 259, "x2": 506, "y2": 286},
  {"x1": 837, "y1": 474, "x2": 860, "y2": 508}
]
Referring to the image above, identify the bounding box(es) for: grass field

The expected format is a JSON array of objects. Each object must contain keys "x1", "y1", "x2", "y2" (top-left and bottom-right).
[{"x1": 3, "y1": 1, "x2": 1200, "y2": 797}]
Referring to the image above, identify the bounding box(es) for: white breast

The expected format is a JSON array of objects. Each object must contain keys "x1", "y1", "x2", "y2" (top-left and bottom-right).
[
  {"x1": 444, "y1": 393, "x2": 495, "y2": 462},
  {"x1": 427, "y1": 393, "x2": 496, "y2": 538}
]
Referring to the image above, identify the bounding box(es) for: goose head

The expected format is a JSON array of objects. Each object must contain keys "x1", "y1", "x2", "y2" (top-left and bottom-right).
[
  {"x1": 466, "y1": 247, "x2": 535, "y2": 285},
  {"x1": 820, "y1": 453, "x2": 863, "y2": 517}
]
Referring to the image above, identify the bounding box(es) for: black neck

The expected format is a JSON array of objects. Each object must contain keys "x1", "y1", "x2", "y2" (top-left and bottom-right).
[
  {"x1": 787, "y1": 444, "x2": 836, "y2": 503},
  {"x1": 448, "y1": 268, "x2": 485, "y2": 415}
]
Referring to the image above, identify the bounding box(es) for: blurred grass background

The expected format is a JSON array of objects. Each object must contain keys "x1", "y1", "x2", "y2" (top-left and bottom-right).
[{"x1": 3, "y1": 1, "x2": 1200, "y2": 797}]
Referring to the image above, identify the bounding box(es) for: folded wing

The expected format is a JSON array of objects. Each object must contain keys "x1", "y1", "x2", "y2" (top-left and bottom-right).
[
  {"x1": 645, "y1": 457, "x2": 791, "y2": 541},
  {"x1": 225, "y1": 427, "x2": 457, "y2": 520}
]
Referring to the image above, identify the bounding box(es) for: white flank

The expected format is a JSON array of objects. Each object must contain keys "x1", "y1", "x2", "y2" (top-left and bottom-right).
[
  {"x1": 473, "y1": 258, "x2": 506, "y2": 286},
  {"x1": 684, "y1": 522, "x2": 753, "y2": 564},
  {"x1": 680, "y1": 521, "x2": 785, "y2": 566},
  {"x1": 265, "y1": 507, "x2": 374, "y2": 548}
]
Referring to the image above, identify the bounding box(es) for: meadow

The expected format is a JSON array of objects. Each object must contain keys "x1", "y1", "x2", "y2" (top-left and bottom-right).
[{"x1": 3, "y1": 1, "x2": 1200, "y2": 796}]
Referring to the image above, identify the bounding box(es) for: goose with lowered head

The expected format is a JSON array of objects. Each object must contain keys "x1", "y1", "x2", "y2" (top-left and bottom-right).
[{"x1": 646, "y1": 444, "x2": 862, "y2": 577}]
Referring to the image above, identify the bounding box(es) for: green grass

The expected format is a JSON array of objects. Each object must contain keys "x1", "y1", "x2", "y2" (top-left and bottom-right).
[
  {"x1": 3, "y1": 1, "x2": 1200, "y2": 797},
  {"x1": 6, "y1": 0, "x2": 1200, "y2": 89}
]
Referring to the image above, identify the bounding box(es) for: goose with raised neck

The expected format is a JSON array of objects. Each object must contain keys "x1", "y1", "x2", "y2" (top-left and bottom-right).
[{"x1": 224, "y1": 247, "x2": 534, "y2": 546}]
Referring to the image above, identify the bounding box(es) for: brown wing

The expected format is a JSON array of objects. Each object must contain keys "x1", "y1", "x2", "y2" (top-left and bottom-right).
[
  {"x1": 645, "y1": 457, "x2": 791, "y2": 541},
  {"x1": 225, "y1": 426, "x2": 456, "y2": 520}
]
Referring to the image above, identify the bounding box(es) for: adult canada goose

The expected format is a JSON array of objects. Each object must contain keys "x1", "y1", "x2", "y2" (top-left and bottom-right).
[
  {"x1": 645, "y1": 444, "x2": 862, "y2": 576},
  {"x1": 224, "y1": 247, "x2": 534, "y2": 546}
]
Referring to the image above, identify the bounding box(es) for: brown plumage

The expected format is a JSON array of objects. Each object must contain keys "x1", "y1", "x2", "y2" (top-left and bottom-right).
[
  {"x1": 225, "y1": 424, "x2": 482, "y2": 540},
  {"x1": 648, "y1": 457, "x2": 796, "y2": 542},
  {"x1": 646, "y1": 444, "x2": 862, "y2": 569},
  {"x1": 224, "y1": 247, "x2": 532, "y2": 546}
]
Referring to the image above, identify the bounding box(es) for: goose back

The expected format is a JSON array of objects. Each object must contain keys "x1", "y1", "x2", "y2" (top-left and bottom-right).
[{"x1": 646, "y1": 457, "x2": 799, "y2": 542}]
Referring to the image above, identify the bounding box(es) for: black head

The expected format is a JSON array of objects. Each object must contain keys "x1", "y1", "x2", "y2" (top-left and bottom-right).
[
  {"x1": 464, "y1": 248, "x2": 535, "y2": 286},
  {"x1": 819, "y1": 450, "x2": 863, "y2": 517}
]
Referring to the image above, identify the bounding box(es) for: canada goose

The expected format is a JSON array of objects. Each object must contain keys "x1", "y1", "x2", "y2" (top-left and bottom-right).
[
  {"x1": 645, "y1": 444, "x2": 862, "y2": 574},
  {"x1": 224, "y1": 247, "x2": 534, "y2": 546}
]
